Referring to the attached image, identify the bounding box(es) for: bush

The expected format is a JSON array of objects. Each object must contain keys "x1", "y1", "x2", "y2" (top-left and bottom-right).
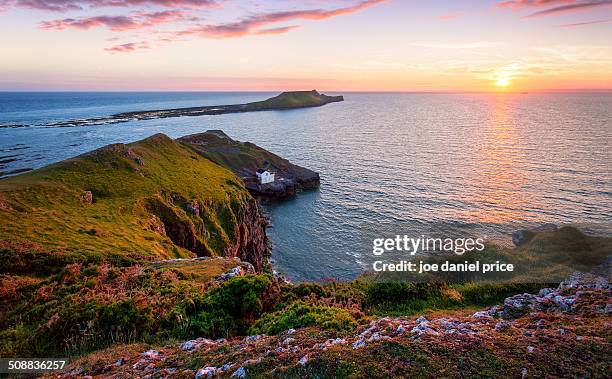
[
  {"x1": 0, "y1": 264, "x2": 274, "y2": 356},
  {"x1": 248, "y1": 301, "x2": 357, "y2": 335},
  {"x1": 190, "y1": 275, "x2": 272, "y2": 338}
]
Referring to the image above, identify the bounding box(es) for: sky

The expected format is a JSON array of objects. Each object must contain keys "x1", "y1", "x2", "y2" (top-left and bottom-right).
[{"x1": 0, "y1": 0, "x2": 611, "y2": 91}]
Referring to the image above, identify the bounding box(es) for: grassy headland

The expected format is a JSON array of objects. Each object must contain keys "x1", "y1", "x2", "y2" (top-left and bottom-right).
[{"x1": 0, "y1": 133, "x2": 261, "y2": 263}]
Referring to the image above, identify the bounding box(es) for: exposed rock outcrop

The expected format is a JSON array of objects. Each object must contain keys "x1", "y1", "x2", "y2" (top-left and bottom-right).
[
  {"x1": 224, "y1": 198, "x2": 268, "y2": 270},
  {"x1": 145, "y1": 194, "x2": 268, "y2": 270},
  {"x1": 512, "y1": 223, "x2": 558, "y2": 246},
  {"x1": 79, "y1": 190, "x2": 93, "y2": 204}
]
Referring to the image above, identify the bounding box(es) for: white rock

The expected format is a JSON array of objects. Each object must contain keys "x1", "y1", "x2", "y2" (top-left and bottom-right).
[
  {"x1": 140, "y1": 350, "x2": 159, "y2": 359},
  {"x1": 352, "y1": 338, "x2": 366, "y2": 349},
  {"x1": 231, "y1": 366, "x2": 246, "y2": 378},
  {"x1": 283, "y1": 337, "x2": 295, "y2": 345},
  {"x1": 473, "y1": 311, "x2": 491, "y2": 318},
  {"x1": 298, "y1": 355, "x2": 309, "y2": 366},
  {"x1": 181, "y1": 341, "x2": 198, "y2": 351},
  {"x1": 245, "y1": 334, "x2": 264, "y2": 342},
  {"x1": 195, "y1": 367, "x2": 217, "y2": 379}
]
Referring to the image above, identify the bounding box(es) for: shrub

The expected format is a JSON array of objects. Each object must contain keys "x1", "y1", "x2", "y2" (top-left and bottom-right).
[
  {"x1": 190, "y1": 275, "x2": 272, "y2": 338},
  {"x1": 248, "y1": 301, "x2": 357, "y2": 335}
]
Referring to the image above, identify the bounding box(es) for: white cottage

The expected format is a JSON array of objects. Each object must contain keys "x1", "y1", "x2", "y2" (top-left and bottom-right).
[{"x1": 256, "y1": 169, "x2": 275, "y2": 184}]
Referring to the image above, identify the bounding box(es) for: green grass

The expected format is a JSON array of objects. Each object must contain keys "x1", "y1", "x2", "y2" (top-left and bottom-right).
[
  {"x1": 0, "y1": 133, "x2": 252, "y2": 262},
  {"x1": 178, "y1": 131, "x2": 303, "y2": 178},
  {"x1": 245, "y1": 90, "x2": 343, "y2": 110},
  {"x1": 249, "y1": 301, "x2": 358, "y2": 335}
]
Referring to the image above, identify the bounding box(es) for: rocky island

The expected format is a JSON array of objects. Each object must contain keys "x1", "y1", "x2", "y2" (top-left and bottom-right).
[{"x1": 46, "y1": 90, "x2": 344, "y2": 128}]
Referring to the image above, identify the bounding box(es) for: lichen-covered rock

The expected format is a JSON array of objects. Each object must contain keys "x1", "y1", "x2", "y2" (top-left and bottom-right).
[{"x1": 79, "y1": 190, "x2": 93, "y2": 204}]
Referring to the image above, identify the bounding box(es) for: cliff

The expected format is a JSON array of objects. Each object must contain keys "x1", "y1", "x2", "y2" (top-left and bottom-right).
[
  {"x1": 0, "y1": 133, "x2": 268, "y2": 269},
  {"x1": 179, "y1": 130, "x2": 320, "y2": 198}
]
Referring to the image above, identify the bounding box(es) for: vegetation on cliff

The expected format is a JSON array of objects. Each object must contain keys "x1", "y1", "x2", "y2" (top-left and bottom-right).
[
  {"x1": 38, "y1": 270, "x2": 611, "y2": 378},
  {"x1": 0, "y1": 133, "x2": 266, "y2": 264},
  {"x1": 0, "y1": 132, "x2": 271, "y2": 356}
]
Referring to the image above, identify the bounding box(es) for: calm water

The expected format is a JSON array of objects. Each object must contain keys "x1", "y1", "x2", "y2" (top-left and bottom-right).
[{"x1": 1, "y1": 92, "x2": 611, "y2": 281}]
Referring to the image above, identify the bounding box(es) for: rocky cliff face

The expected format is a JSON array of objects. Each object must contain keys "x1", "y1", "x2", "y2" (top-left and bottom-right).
[
  {"x1": 223, "y1": 198, "x2": 269, "y2": 271},
  {"x1": 145, "y1": 194, "x2": 268, "y2": 271}
]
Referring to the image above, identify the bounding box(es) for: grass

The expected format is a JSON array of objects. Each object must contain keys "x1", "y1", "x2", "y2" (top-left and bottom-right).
[
  {"x1": 0, "y1": 262, "x2": 272, "y2": 357},
  {"x1": 249, "y1": 301, "x2": 358, "y2": 335},
  {"x1": 245, "y1": 90, "x2": 343, "y2": 110},
  {"x1": 178, "y1": 130, "x2": 306, "y2": 179},
  {"x1": 0, "y1": 133, "x2": 252, "y2": 262}
]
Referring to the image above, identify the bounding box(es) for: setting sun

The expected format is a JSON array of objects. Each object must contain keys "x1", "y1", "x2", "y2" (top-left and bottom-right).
[{"x1": 496, "y1": 78, "x2": 511, "y2": 87}]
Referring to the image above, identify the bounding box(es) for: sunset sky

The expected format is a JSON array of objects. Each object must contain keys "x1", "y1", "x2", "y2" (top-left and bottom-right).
[{"x1": 0, "y1": 0, "x2": 611, "y2": 91}]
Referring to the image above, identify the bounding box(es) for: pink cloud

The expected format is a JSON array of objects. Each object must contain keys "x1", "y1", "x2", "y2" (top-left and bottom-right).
[
  {"x1": 40, "y1": 16, "x2": 140, "y2": 31},
  {"x1": 438, "y1": 11, "x2": 465, "y2": 21},
  {"x1": 497, "y1": 0, "x2": 576, "y2": 9},
  {"x1": 0, "y1": 0, "x2": 217, "y2": 12},
  {"x1": 496, "y1": 0, "x2": 612, "y2": 18},
  {"x1": 29, "y1": 0, "x2": 387, "y2": 53},
  {"x1": 523, "y1": 0, "x2": 612, "y2": 17},
  {"x1": 178, "y1": 0, "x2": 386, "y2": 38},
  {"x1": 558, "y1": 17, "x2": 612, "y2": 25},
  {"x1": 39, "y1": 10, "x2": 188, "y2": 31},
  {"x1": 254, "y1": 25, "x2": 300, "y2": 36},
  {"x1": 104, "y1": 40, "x2": 149, "y2": 52}
]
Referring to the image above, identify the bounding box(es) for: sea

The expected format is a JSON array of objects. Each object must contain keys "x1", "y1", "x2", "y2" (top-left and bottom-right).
[{"x1": 1, "y1": 92, "x2": 611, "y2": 281}]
